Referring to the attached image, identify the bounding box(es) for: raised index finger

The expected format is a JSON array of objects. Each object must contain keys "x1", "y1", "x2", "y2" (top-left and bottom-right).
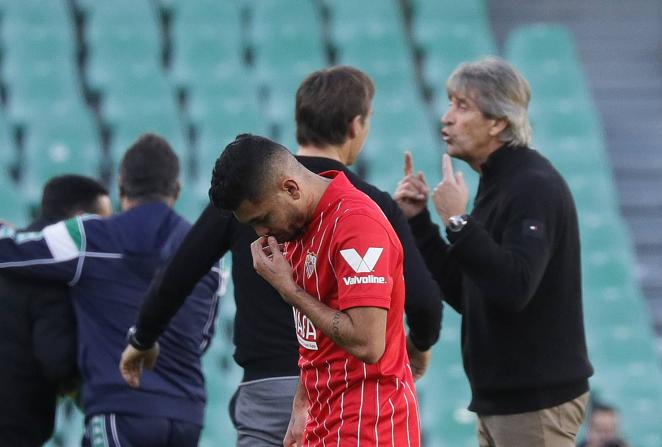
[
  {"x1": 404, "y1": 151, "x2": 414, "y2": 176},
  {"x1": 442, "y1": 154, "x2": 455, "y2": 183}
]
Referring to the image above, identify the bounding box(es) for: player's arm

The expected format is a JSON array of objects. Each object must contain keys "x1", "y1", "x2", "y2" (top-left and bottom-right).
[
  {"x1": 382, "y1": 195, "x2": 442, "y2": 369},
  {"x1": 251, "y1": 236, "x2": 387, "y2": 363},
  {"x1": 0, "y1": 220, "x2": 82, "y2": 283}
]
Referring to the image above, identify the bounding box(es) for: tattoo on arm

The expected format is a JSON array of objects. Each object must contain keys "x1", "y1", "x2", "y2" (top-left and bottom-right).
[{"x1": 331, "y1": 312, "x2": 344, "y2": 345}]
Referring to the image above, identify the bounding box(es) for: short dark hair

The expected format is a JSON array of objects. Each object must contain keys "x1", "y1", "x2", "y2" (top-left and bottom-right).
[
  {"x1": 295, "y1": 65, "x2": 375, "y2": 147},
  {"x1": 209, "y1": 134, "x2": 292, "y2": 211},
  {"x1": 119, "y1": 134, "x2": 180, "y2": 202},
  {"x1": 40, "y1": 174, "x2": 108, "y2": 222}
]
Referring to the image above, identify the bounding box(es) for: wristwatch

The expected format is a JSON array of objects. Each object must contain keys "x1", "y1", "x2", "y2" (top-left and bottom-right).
[
  {"x1": 126, "y1": 325, "x2": 154, "y2": 351},
  {"x1": 447, "y1": 214, "x2": 470, "y2": 232}
]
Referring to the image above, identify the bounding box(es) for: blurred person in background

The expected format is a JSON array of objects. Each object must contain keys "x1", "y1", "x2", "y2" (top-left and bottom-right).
[
  {"x1": 0, "y1": 135, "x2": 221, "y2": 447},
  {"x1": 579, "y1": 402, "x2": 630, "y2": 447},
  {"x1": 0, "y1": 174, "x2": 110, "y2": 447},
  {"x1": 394, "y1": 57, "x2": 593, "y2": 447},
  {"x1": 119, "y1": 66, "x2": 442, "y2": 446}
]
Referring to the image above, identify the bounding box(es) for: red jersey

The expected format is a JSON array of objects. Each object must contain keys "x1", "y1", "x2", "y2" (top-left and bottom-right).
[{"x1": 286, "y1": 171, "x2": 420, "y2": 446}]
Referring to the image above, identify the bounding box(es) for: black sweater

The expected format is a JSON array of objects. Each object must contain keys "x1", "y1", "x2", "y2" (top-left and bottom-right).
[
  {"x1": 409, "y1": 145, "x2": 593, "y2": 415},
  {"x1": 135, "y1": 156, "x2": 443, "y2": 381},
  {"x1": 0, "y1": 223, "x2": 78, "y2": 446}
]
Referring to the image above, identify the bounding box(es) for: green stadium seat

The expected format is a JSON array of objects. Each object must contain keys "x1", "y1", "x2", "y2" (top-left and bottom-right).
[
  {"x1": 20, "y1": 118, "x2": 101, "y2": 202},
  {"x1": 250, "y1": 1, "x2": 326, "y2": 130},
  {"x1": 412, "y1": 0, "x2": 496, "y2": 118},
  {"x1": 327, "y1": 0, "x2": 401, "y2": 37},
  {"x1": 82, "y1": 0, "x2": 158, "y2": 25},
  {"x1": 411, "y1": 0, "x2": 489, "y2": 23},
  {"x1": 506, "y1": 25, "x2": 590, "y2": 105},
  {"x1": 0, "y1": 171, "x2": 29, "y2": 227},
  {"x1": 0, "y1": 107, "x2": 17, "y2": 169},
  {"x1": 100, "y1": 69, "x2": 178, "y2": 123},
  {"x1": 1, "y1": 34, "x2": 74, "y2": 83},
  {"x1": 170, "y1": 0, "x2": 242, "y2": 88},
  {"x1": 109, "y1": 109, "x2": 188, "y2": 169},
  {"x1": 188, "y1": 71, "x2": 261, "y2": 125},
  {"x1": 1, "y1": 0, "x2": 71, "y2": 31},
  {"x1": 85, "y1": 1, "x2": 161, "y2": 91},
  {"x1": 5, "y1": 66, "x2": 83, "y2": 124},
  {"x1": 336, "y1": 29, "x2": 411, "y2": 75},
  {"x1": 506, "y1": 24, "x2": 579, "y2": 66},
  {"x1": 174, "y1": 180, "x2": 210, "y2": 223},
  {"x1": 195, "y1": 99, "x2": 268, "y2": 176}
]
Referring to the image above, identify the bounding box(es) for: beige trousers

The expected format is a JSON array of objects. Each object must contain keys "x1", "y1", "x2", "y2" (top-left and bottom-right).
[{"x1": 478, "y1": 392, "x2": 589, "y2": 447}]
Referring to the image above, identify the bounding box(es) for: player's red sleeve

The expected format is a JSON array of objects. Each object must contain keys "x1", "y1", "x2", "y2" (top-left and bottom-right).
[{"x1": 332, "y1": 213, "x2": 399, "y2": 311}]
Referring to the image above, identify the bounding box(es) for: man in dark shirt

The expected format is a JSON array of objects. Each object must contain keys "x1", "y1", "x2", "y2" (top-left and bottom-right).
[
  {"x1": 395, "y1": 57, "x2": 593, "y2": 446},
  {"x1": 0, "y1": 174, "x2": 111, "y2": 447},
  {"x1": 120, "y1": 66, "x2": 443, "y2": 446}
]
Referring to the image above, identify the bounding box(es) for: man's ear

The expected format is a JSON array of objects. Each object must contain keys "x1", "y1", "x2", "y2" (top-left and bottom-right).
[
  {"x1": 347, "y1": 115, "x2": 362, "y2": 139},
  {"x1": 174, "y1": 180, "x2": 181, "y2": 201},
  {"x1": 489, "y1": 118, "x2": 508, "y2": 137},
  {"x1": 283, "y1": 178, "x2": 301, "y2": 200}
]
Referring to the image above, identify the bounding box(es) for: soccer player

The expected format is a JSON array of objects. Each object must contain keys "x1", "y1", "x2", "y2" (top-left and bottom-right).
[
  {"x1": 210, "y1": 134, "x2": 420, "y2": 446},
  {"x1": 0, "y1": 135, "x2": 220, "y2": 447},
  {"x1": 0, "y1": 175, "x2": 110, "y2": 447},
  {"x1": 120, "y1": 66, "x2": 441, "y2": 447}
]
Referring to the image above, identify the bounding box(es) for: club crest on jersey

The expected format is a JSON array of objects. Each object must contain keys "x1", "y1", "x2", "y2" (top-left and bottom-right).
[{"x1": 304, "y1": 251, "x2": 317, "y2": 278}]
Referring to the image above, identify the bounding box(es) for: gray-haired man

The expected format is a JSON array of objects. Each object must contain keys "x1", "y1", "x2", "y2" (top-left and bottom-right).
[{"x1": 395, "y1": 57, "x2": 593, "y2": 446}]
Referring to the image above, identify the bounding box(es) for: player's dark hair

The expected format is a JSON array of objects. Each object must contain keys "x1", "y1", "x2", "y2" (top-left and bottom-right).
[
  {"x1": 295, "y1": 65, "x2": 375, "y2": 147},
  {"x1": 119, "y1": 133, "x2": 180, "y2": 203},
  {"x1": 40, "y1": 174, "x2": 108, "y2": 222},
  {"x1": 209, "y1": 134, "x2": 292, "y2": 211}
]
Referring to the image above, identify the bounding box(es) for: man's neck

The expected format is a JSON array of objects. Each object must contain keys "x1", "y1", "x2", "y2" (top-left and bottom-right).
[
  {"x1": 297, "y1": 144, "x2": 345, "y2": 164},
  {"x1": 303, "y1": 170, "x2": 333, "y2": 220},
  {"x1": 469, "y1": 140, "x2": 506, "y2": 175},
  {"x1": 120, "y1": 197, "x2": 174, "y2": 212}
]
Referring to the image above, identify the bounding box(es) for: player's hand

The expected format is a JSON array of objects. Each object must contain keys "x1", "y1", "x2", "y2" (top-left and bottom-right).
[
  {"x1": 283, "y1": 402, "x2": 307, "y2": 446},
  {"x1": 432, "y1": 154, "x2": 468, "y2": 226},
  {"x1": 251, "y1": 236, "x2": 297, "y2": 300},
  {"x1": 119, "y1": 343, "x2": 160, "y2": 388},
  {"x1": 406, "y1": 335, "x2": 431, "y2": 381},
  {"x1": 394, "y1": 151, "x2": 429, "y2": 218}
]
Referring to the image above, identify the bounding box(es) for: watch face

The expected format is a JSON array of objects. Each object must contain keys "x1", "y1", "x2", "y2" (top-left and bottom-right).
[{"x1": 448, "y1": 215, "x2": 467, "y2": 232}]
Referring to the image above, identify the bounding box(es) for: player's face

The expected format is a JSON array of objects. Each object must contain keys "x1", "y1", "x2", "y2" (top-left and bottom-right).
[
  {"x1": 234, "y1": 195, "x2": 307, "y2": 243},
  {"x1": 441, "y1": 92, "x2": 496, "y2": 162}
]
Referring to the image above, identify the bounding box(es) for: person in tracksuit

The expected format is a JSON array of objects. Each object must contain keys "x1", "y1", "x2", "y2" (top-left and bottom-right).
[{"x1": 0, "y1": 134, "x2": 221, "y2": 447}]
